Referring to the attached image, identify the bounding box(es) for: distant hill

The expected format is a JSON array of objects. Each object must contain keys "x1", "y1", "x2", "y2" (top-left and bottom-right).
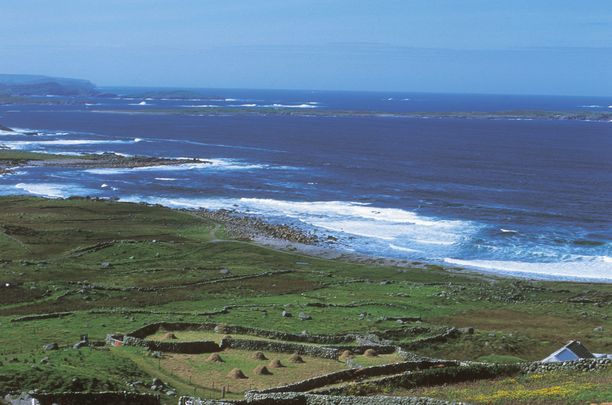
[{"x1": 0, "y1": 74, "x2": 98, "y2": 96}]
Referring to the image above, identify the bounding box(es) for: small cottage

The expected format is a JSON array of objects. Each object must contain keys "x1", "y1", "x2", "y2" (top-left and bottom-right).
[{"x1": 542, "y1": 340, "x2": 611, "y2": 363}]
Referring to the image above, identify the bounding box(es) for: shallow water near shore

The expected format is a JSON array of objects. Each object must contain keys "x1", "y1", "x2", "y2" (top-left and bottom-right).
[{"x1": 0, "y1": 90, "x2": 611, "y2": 281}]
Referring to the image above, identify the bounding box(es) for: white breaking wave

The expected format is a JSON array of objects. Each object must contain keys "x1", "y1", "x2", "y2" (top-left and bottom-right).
[
  {"x1": 227, "y1": 103, "x2": 317, "y2": 109},
  {"x1": 0, "y1": 127, "x2": 39, "y2": 135},
  {"x1": 500, "y1": 228, "x2": 518, "y2": 234},
  {"x1": 14, "y1": 183, "x2": 92, "y2": 199},
  {"x1": 118, "y1": 197, "x2": 472, "y2": 250},
  {"x1": 129, "y1": 101, "x2": 149, "y2": 106},
  {"x1": 154, "y1": 177, "x2": 178, "y2": 181},
  {"x1": 444, "y1": 257, "x2": 612, "y2": 282},
  {"x1": 0, "y1": 138, "x2": 142, "y2": 150},
  {"x1": 389, "y1": 244, "x2": 421, "y2": 253},
  {"x1": 264, "y1": 103, "x2": 317, "y2": 109}
]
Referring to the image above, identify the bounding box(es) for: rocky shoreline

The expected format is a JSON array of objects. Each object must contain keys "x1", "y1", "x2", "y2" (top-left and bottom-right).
[
  {"x1": 0, "y1": 149, "x2": 208, "y2": 173},
  {"x1": 34, "y1": 153, "x2": 209, "y2": 169},
  {"x1": 193, "y1": 208, "x2": 319, "y2": 245}
]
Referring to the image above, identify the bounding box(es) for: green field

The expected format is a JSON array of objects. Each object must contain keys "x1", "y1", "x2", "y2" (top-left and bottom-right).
[
  {"x1": 392, "y1": 368, "x2": 612, "y2": 404},
  {"x1": 0, "y1": 196, "x2": 610, "y2": 403}
]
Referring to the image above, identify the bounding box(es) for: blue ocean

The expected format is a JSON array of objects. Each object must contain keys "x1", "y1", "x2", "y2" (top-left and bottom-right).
[{"x1": 1, "y1": 89, "x2": 611, "y2": 281}]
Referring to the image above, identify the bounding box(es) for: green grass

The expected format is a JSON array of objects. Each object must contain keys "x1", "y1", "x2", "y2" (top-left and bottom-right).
[
  {"x1": 0, "y1": 196, "x2": 610, "y2": 399},
  {"x1": 477, "y1": 355, "x2": 526, "y2": 364},
  {"x1": 394, "y1": 368, "x2": 612, "y2": 404},
  {"x1": 0, "y1": 149, "x2": 90, "y2": 162}
]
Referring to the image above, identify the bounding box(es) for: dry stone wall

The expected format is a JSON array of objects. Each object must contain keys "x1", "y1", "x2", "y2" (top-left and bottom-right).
[
  {"x1": 31, "y1": 392, "x2": 160, "y2": 405},
  {"x1": 179, "y1": 393, "x2": 453, "y2": 405},
  {"x1": 253, "y1": 360, "x2": 458, "y2": 394}
]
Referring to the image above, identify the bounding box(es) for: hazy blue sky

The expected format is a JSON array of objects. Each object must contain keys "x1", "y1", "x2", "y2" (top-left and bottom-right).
[{"x1": 1, "y1": 1, "x2": 611, "y2": 95}]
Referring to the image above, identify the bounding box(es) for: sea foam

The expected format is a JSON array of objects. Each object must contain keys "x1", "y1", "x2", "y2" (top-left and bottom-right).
[
  {"x1": 1, "y1": 138, "x2": 141, "y2": 150},
  {"x1": 444, "y1": 257, "x2": 612, "y2": 282},
  {"x1": 14, "y1": 183, "x2": 93, "y2": 199}
]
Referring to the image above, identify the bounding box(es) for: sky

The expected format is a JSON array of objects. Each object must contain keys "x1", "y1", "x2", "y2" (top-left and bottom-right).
[{"x1": 0, "y1": 0, "x2": 611, "y2": 96}]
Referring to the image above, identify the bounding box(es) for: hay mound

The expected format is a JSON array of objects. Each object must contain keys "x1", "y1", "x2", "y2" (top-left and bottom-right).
[
  {"x1": 162, "y1": 332, "x2": 177, "y2": 340},
  {"x1": 268, "y1": 359, "x2": 285, "y2": 368},
  {"x1": 227, "y1": 368, "x2": 247, "y2": 379},
  {"x1": 252, "y1": 351, "x2": 268, "y2": 361},
  {"x1": 289, "y1": 353, "x2": 305, "y2": 363},
  {"x1": 338, "y1": 350, "x2": 353, "y2": 361},
  {"x1": 206, "y1": 353, "x2": 224, "y2": 363},
  {"x1": 253, "y1": 365, "x2": 272, "y2": 375},
  {"x1": 364, "y1": 349, "x2": 378, "y2": 357}
]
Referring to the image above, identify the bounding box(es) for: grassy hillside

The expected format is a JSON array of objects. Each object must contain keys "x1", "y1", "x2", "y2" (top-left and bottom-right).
[{"x1": 0, "y1": 196, "x2": 609, "y2": 401}]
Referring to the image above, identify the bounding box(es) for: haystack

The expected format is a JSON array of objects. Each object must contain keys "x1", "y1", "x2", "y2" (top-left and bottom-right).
[
  {"x1": 268, "y1": 359, "x2": 285, "y2": 368},
  {"x1": 227, "y1": 368, "x2": 247, "y2": 379},
  {"x1": 162, "y1": 332, "x2": 177, "y2": 340},
  {"x1": 252, "y1": 351, "x2": 268, "y2": 361},
  {"x1": 338, "y1": 350, "x2": 353, "y2": 361},
  {"x1": 364, "y1": 348, "x2": 378, "y2": 357},
  {"x1": 253, "y1": 365, "x2": 272, "y2": 375},
  {"x1": 289, "y1": 353, "x2": 305, "y2": 363},
  {"x1": 206, "y1": 353, "x2": 224, "y2": 363}
]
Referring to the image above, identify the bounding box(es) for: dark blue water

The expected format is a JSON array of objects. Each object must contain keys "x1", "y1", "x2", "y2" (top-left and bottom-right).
[{"x1": 1, "y1": 89, "x2": 611, "y2": 281}]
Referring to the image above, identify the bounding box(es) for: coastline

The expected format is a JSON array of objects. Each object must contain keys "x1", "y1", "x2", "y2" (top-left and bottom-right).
[
  {"x1": 88, "y1": 107, "x2": 612, "y2": 123},
  {"x1": 1, "y1": 123, "x2": 610, "y2": 284},
  {"x1": 0, "y1": 149, "x2": 210, "y2": 173}
]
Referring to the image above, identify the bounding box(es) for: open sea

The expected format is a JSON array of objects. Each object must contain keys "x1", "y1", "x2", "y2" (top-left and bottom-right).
[{"x1": 0, "y1": 89, "x2": 611, "y2": 282}]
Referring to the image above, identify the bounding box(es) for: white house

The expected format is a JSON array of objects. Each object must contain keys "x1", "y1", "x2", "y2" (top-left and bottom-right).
[{"x1": 542, "y1": 340, "x2": 611, "y2": 363}]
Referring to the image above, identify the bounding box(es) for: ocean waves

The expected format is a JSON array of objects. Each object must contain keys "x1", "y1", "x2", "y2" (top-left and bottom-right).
[
  {"x1": 14, "y1": 182, "x2": 94, "y2": 199},
  {"x1": 117, "y1": 196, "x2": 475, "y2": 255},
  {"x1": 0, "y1": 138, "x2": 142, "y2": 150},
  {"x1": 444, "y1": 257, "x2": 612, "y2": 282}
]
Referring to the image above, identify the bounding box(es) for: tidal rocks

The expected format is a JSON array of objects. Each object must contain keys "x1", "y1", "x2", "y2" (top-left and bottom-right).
[{"x1": 195, "y1": 208, "x2": 318, "y2": 244}]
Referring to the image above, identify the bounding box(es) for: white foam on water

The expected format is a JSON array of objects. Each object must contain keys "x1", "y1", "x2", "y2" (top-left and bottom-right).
[
  {"x1": 444, "y1": 257, "x2": 612, "y2": 282},
  {"x1": 14, "y1": 183, "x2": 92, "y2": 199},
  {"x1": 0, "y1": 127, "x2": 38, "y2": 135},
  {"x1": 389, "y1": 244, "x2": 421, "y2": 253},
  {"x1": 231, "y1": 199, "x2": 470, "y2": 248},
  {"x1": 123, "y1": 197, "x2": 471, "y2": 249},
  {"x1": 1, "y1": 138, "x2": 142, "y2": 150},
  {"x1": 500, "y1": 228, "x2": 518, "y2": 233},
  {"x1": 154, "y1": 177, "x2": 178, "y2": 181}
]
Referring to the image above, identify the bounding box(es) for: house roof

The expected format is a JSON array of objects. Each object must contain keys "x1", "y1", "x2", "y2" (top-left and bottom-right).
[
  {"x1": 542, "y1": 340, "x2": 594, "y2": 362},
  {"x1": 565, "y1": 340, "x2": 594, "y2": 359}
]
